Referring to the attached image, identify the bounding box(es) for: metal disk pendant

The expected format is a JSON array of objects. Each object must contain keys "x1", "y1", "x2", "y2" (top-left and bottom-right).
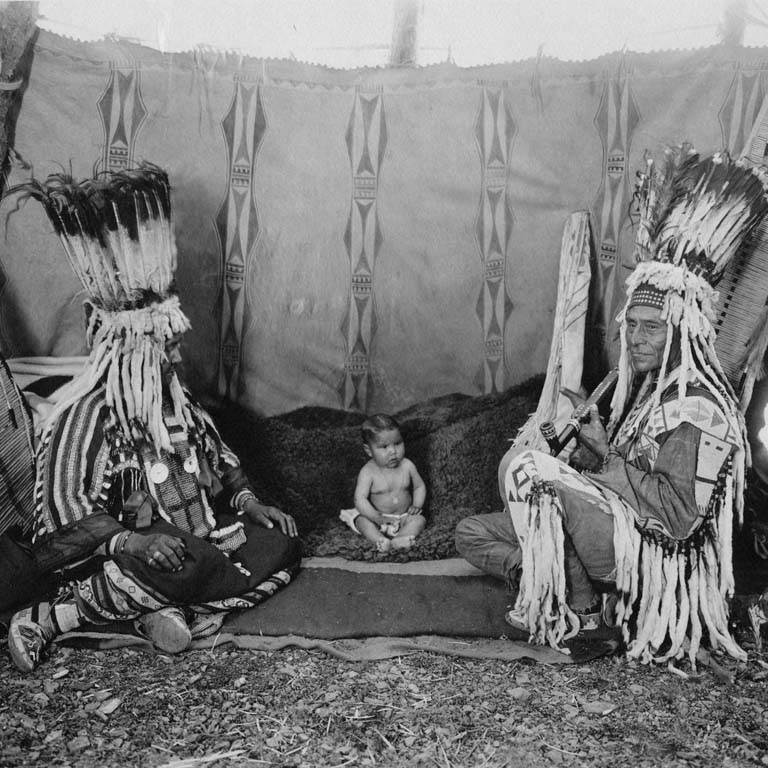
[
  {"x1": 183, "y1": 455, "x2": 199, "y2": 474},
  {"x1": 149, "y1": 461, "x2": 169, "y2": 484}
]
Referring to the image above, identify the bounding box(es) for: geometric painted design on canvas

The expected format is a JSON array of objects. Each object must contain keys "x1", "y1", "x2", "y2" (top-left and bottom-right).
[
  {"x1": 215, "y1": 75, "x2": 266, "y2": 401},
  {"x1": 97, "y1": 63, "x2": 147, "y2": 172},
  {"x1": 473, "y1": 84, "x2": 515, "y2": 394},
  {"x1": 338, "y1": 85, "x2": 387, "y2": 410},
  {"x1": 719, "y1": 68, "x2": 767, "y2": 157},
  {"x1": 589, "y1": 69, "x2": 641, "y2": 358}
]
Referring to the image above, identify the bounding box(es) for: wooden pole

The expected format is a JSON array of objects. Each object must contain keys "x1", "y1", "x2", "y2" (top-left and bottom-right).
[
  {"x1": 0, "y1": 1, "x2": 38, "y2": 193},
  {"x1": 389, "y1": 0, "x2": 421, "y2": 67}
]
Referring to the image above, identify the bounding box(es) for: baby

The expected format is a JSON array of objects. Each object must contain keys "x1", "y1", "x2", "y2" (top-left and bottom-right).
[{"x1": 340, "y1": 414, "x2": 427, "y2": 552}]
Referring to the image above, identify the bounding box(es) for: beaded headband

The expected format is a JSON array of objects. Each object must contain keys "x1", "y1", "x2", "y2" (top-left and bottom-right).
[{"x1": 626, "y1": 282, "x2": 665, "y2": 311}]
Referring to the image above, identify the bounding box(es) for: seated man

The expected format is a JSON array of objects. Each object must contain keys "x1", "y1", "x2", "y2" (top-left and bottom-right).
[
  {"x1": 457, "y1": 148, "x2": 767, "y2": 664},
  {"x1": 7, "y1": 164, "x2": 301, "y2": 672}
]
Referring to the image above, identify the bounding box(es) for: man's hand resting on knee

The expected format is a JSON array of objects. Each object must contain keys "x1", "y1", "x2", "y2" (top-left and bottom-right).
[
  {"x1": 242, "y1": 499, "x2": 298, "y2": 538},
  {"x1": 124, "y1": 532, "x2": 187, "y2": 572}
]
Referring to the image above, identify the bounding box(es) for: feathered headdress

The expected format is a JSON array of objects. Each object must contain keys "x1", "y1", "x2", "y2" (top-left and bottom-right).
[
  {"x1": 631, "y1": 144, "x2": 768, "y2": 276},
  {"x1": 612, "y1": 147, "x2": 768, "y2": 431},
  {"x1": 7, "y1": 163, "x2": 193, "y2": 454},
  {"x1": 606, "y1": 146, "x2": 768, "y2": 664},
  {"x1": 500, "y1": 147, "x2": 768, "y2": 665}
]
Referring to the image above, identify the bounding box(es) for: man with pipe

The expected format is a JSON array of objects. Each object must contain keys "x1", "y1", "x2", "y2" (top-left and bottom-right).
[{"x1": 456, "y1": 147, "x2": 767, "y2": 664}]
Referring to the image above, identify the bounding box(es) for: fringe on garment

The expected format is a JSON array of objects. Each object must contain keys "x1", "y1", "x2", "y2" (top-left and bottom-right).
[
  {"x1": 610, "y1": 262, "x2": 748, "y2": 526},
  {"x1": 514, "y1": 472, "x2": 747, "y2": 666},
  {"x1": 38, "y1": 296, "x2": 193, "y2": 457},
  {"x1": 513, "y1": 481, "x2": 579, "y2": 648},
  {"x1": 609, "y1": 479, "x2": 746, "y2": 667}
]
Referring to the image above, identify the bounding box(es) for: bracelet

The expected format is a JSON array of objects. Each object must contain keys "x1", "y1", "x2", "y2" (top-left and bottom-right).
[
  {"x1": 601, "y1": 446, "x2": 622, "y2": 469},
  {"x1": 119, "y1": 531, "x2": 134, "y2": 555},
  {"x1": 109, "y1": 530, "x2": 133, "y2": 556},
  {"x1": 232, "y1": 489, "x2": 259, "y2": 515}
]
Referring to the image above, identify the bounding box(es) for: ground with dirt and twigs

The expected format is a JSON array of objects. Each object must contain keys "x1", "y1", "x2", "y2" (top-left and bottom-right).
[{"x1": 1, "y1": 635, "x2": 768, "y2": 768}]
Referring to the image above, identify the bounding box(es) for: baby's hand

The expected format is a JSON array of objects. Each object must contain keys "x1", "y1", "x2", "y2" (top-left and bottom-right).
[{"x1": 407, "y1": 506, "x2": 422, "y2": 516}]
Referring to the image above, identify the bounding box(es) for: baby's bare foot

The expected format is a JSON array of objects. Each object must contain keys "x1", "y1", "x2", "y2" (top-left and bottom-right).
[
  {"x1": 390, "y1": 535, "x2": 414, "y2": 550},
  {"x1": 376, "y1": 539, "x2": 392, "y2": 553}
]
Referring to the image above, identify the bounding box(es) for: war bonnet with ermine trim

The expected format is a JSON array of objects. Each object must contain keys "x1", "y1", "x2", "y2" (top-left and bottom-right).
[{"x1": 612, "y1": 146, "x2": 768, "y2": 417}]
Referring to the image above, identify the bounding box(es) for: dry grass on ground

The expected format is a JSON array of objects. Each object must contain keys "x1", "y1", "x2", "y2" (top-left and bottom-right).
[{"x1": 1, "y1": 637, "x2": 767, "y2": 768}]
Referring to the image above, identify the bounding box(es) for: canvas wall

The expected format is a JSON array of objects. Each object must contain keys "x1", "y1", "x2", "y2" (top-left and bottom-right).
[{"x1": 0, "y1": 31, "x2": 766, "y2": 416}]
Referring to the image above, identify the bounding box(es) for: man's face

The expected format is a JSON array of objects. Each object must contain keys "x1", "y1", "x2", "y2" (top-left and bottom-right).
[
  {"x1": 161, "y1": 333, "x2": 184, "y2": 379},
  {"x1": 625, "y1": 305, "x2": 668, "y2": 374}
]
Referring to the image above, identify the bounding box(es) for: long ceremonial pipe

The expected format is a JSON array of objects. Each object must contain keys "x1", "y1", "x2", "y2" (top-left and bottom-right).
[{"x1": 539, "y1": 368, "x2": 619, "y2": 456}]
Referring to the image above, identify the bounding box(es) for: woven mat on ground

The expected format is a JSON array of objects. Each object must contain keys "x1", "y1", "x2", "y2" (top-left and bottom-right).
[{"x1": 54, "y1": 558, "x2": 619, "y2": 664}]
